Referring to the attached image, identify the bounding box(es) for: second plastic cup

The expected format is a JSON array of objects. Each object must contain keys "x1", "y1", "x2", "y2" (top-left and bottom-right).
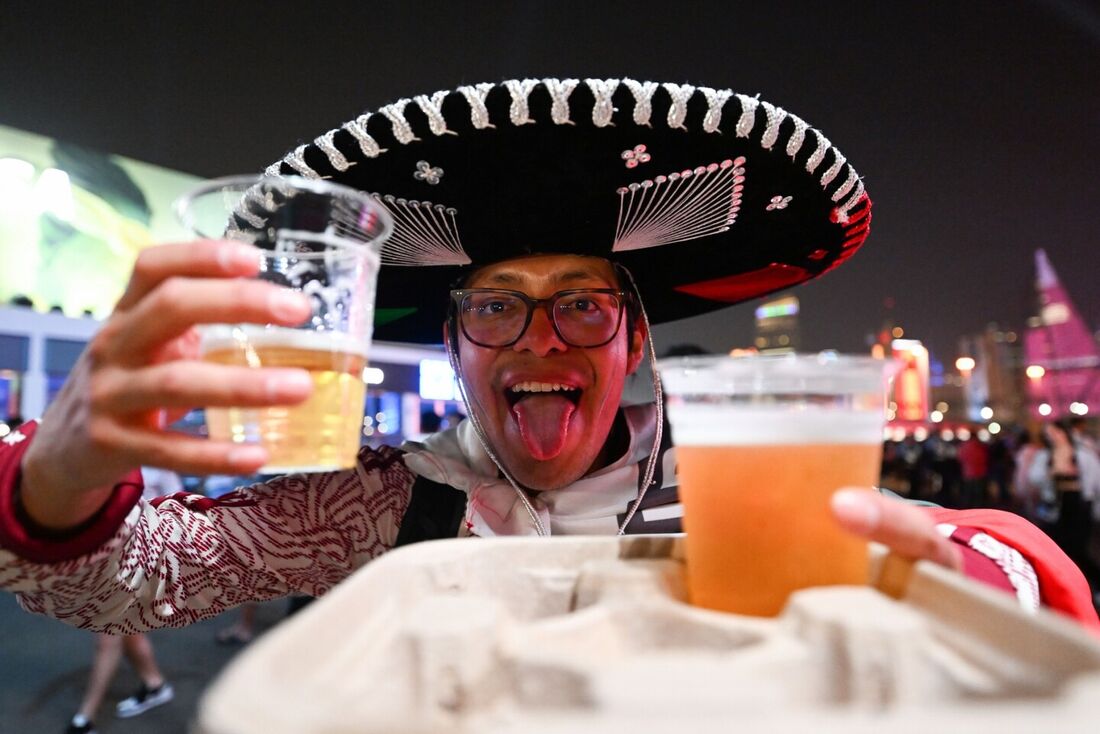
[{"x1": 656, "y1": 352, "x2": 888, "y2": 616}]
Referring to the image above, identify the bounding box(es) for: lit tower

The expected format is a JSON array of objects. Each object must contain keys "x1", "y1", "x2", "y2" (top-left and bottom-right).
[
  {"x1": 753, "y1": 296, "x2": 800, "y2": 354},
  {"x1": 1023, "y1": 250, "x2": 1100, "y2": 419}
]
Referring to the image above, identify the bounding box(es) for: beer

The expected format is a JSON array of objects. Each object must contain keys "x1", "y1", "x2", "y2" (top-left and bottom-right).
[
  {"x1": 677, "y1": 428, "x2": 880, "y2": 616},
  {"x1": 657, "y1": 353, "x2": 888, "y2": 618},
  {"x1": 202, "y1": 326, "x2": 367, "y2": 473}
]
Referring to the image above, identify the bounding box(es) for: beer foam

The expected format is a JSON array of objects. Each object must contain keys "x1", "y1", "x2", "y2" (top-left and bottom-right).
[
  {"x1": 666, "y1": 405, "x2": 883, "y2": 446},
  {"x1": 200, "y1": 324, "x2": 368, "y2": 357}
]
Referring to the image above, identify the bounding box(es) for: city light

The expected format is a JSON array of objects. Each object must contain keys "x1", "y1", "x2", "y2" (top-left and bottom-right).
[
  {"x1": 979, "y1": 406, "x2": 994, "y2": 420},
  {"x1": 955, "y1": 356, "x2": 975, "y2": 373},
  {"x1": 362, "y1": 367, "x2": 385, "y2": 385},
  {"x1": 1025, "y1": 364, "x2": 1046, "y2": 380},
  {"x1": 0, "y1": 156, "x2": 35, "y2": 184},
  {"x1": 1070, "y1": 402, "x2": 1089, "y2": 416},
  {"x1": 978, "y1": 429, "x2": 991, "y2": 442},
  {"x1": 914, "y1": 427, "x2": 929, "y2": 441},
  {"x1": 942, "y1": 429, "x2": 955, "y2": 441},
  {"x1": 36, "y1": 167, "x2": 75, "y2": 221},
  {"x1": 989, "y1": 422, "x2": 1002, "y2": 435},
  {"x1": 957, "y1": 428, "x2": 972, "y2": 441},
  {"x1": 935, "y1": 401, "x2": 949, "y2": 413},
  {"x1": 930, "y1": 410, "x2": 944, "y2": 423},
  {"x1": 891, "y1": 326, "x2": 904, "y2": 338},
  {"x1": 1038, "y1": 403, "x2": 1052, "y2": 416},
  {"x1": 419, "y1": 359, "x2": 459, "y2": 400}
]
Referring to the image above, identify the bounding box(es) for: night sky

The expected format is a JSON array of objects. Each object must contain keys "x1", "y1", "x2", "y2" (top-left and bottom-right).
[{"x1": 3, "y1": 1, "x2": 1098, "y2": 363}]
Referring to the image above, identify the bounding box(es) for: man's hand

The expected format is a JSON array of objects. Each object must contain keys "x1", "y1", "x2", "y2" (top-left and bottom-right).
[
  {"x1": 831, "y1": 488, "x2": 962, "y2": 571},
  {"x1": 19, "y1": 240, "x2": 314, "y2": 530}
]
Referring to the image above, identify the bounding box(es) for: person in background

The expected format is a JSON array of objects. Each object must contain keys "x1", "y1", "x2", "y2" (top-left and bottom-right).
[
  {"x1": 1069, "y1": 416, "x2": 1099, "y2": 455},
  {"x1": 66, "y1": 634, "x2": 174, "y2": 734},
  {"x1": 987, "y1": 434, "x2": 1015, "y2": 509},
  {"x1": 1012, "y1": 429, "x2": 1046, "y2": 521},
  {"x1": 66, "y1": 467, "x2": 179, "y2": 734},
  {"x1": 958, "y1": 434, "x2": 991, "y2": 509},
  {"x1": 1030, "y1": 421, "x2": 1100, "y2": 604}
]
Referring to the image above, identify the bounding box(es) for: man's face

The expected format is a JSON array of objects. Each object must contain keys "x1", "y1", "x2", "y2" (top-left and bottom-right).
[{"x1": 451, "y1": 254, "x2": 645, "y2": 491}]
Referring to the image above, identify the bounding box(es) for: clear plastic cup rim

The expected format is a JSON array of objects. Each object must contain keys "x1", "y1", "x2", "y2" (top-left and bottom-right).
[
  {"x1": 656, "y1": 351, "x2": 896, "y2": 395},
  {"x1": 173, "y1": 174, "x2": 394, "y2": 250}
]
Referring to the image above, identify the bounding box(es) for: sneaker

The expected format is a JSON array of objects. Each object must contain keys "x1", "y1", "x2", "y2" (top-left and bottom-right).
[
  {"x1": 115, "y1": 682, "x2": 174, "y2": 718},
  {"x1": 65, "y1": 719, "x2": 97, "y2": 734}
]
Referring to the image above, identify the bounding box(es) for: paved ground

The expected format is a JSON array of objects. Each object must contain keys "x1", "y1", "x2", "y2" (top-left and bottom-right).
[{"x1": 0, "y1": 594, "x2": 291, "y2": 734}]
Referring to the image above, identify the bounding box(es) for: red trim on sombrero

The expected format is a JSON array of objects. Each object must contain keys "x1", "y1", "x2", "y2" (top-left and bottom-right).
[{"x1": 673, "y1": 263, "x2": 810, "y2": 303}]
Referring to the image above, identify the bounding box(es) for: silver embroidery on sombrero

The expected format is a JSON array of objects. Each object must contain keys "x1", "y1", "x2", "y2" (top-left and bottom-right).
[
  {"x1": 282, "y1": 145, "x2": 317, "y2": 178},
  {"x1": 503, "y1": 78, "x2": 539, "y2": 125},
  {"x1": 662, "y1": 83, "x2": 695, "y2": 130},
  {"x1": 379, "y1": 99, "x2": 420, "y2": 145},
  {"x1": 698, "y1": 87, "x2": 733, "y2": 133},
  {"x1": 457, "y1": 83, "x2": 496, "y2": 129},
  {"x1": 265, "y1": 78, "x2": 868, "y2": 227},
  {"x1": 611, "y1": 157, "x2": 745, "y2": 253},
  {"x1": 621, "y1": 144, "x2": 651, "y2": 168},
  {"x1": 543, "y1": 78, "x2": 580, "y2": 125},
  {"x1": 760, "y1": 102, "x2": 788, "y2": 150},
  {"x1": 786, "y1": 114, "x2": 810, "y2": 158},
  {"x1": 820, "y1": 150, "x2": 846, "y2": 188},
  {"x1": 767, "y1": 195, "x2": 792, "y2": 211},
  {"x1": 586, "y1": 78, "x2": 619, "y2": 127},
  {"x1": 413, "y1": 91, "x2": 457, "y2": 137},
  {"x1": 372, "y1": 195, "x2": 470, "y2": 266},
  {"x1": 734, "y1": 93, "x2": 759, "y2": 137},
  {"x1": 342, "y1": 112, "x2": 387, "y2": 158},
  {"x1": 413, "y1": 160, "x2": 444, "y2": 185},
  {"x1": 313, "y1": 130, "x2": 351, "y2": 172},
  {"x1": 805, "y1": 131, "x2": 831, "y2": 174},
  {"x1": 835, "y1": 178, "x2": 866, "y2": 222},
  {"x1": 622, "y1": 79, "x2": 658, "y2": 127},
  {"x1": 233, "y1": 185, "x2": 278, "y2": 230}
]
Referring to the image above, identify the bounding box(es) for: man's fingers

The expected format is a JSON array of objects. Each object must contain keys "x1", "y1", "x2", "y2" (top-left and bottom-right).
[
  {"x1": 101, "y1": 423, "x2": 271, "y2": 476},
  {"x1": 92, "y1": 362, "x2": 313, "y2": 413},
  {"x1": 116, "y1": 241, "x2": 262, "y2": 312},
  {"x1": 107, "y1": 278, "x2": 311, "y2": 361},
  {"x1": 831, "y1": 489, "x2": 962, "y2": 570}
]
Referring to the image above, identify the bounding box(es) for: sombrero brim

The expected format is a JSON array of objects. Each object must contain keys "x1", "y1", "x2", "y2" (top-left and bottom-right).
[{"x1": 260, "y1": 78, "x2": 871, "y2": 344}]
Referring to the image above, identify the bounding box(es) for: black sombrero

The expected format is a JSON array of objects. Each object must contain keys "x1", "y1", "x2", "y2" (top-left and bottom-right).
[{"x1": 260, "y1": 78, "x2": 871, "y2": 344}]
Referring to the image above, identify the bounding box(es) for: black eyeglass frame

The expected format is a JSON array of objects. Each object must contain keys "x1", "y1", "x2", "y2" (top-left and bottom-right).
[{"x1": 449, "y1": 287, "x2": 629, "y2": 348}]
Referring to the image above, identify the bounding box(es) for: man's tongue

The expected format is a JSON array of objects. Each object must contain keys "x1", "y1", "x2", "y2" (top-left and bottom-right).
[{"x1": 511, "y1": 394, "x2": 576, "y2": 460}]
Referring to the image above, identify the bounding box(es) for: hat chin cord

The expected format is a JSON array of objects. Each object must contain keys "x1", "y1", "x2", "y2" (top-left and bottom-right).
[{"x1": 443, "y1": 268, "x2": 663, "y2": 538}]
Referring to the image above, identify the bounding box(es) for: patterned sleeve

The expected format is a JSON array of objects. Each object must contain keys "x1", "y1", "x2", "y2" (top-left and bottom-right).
[{"x1": 0, "y1": 442, "x2": 413, "y2": 634}]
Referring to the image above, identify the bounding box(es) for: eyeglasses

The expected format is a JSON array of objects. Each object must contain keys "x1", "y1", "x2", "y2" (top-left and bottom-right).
[{"x1": 450, "y1": 288, "x2": 628, "y2": 348}]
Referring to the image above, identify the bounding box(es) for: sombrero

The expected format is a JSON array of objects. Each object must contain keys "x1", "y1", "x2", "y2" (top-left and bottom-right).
[{"x1": 258, "y1": 77, "x2": 871, "y2": 344}]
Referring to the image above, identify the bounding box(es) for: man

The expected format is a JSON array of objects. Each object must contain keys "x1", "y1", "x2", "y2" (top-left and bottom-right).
[{"x1": 0, "y1": 78, "x2": 1096, "y2": 631}]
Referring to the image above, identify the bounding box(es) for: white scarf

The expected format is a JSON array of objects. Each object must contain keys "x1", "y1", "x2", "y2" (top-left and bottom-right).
[{"x1": 400, "y1": 404, "x2": 674, "y2": 536}]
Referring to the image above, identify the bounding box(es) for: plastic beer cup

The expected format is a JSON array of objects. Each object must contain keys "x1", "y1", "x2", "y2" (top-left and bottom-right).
[
  {"x1": 175, "y1": 175, "x2": 392, "y2": 473},
  {"x1": 656, "y1": 352, "x2": 888, "y2": 616}
]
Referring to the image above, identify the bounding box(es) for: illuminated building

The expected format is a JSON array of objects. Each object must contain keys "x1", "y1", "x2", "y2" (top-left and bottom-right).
[
  {"x1": 753, "y1": 296, "x2": 800, "y2": 354},
  {"x1": 1023, "y1": 250, "x2": 1100, "y2": 420}
]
